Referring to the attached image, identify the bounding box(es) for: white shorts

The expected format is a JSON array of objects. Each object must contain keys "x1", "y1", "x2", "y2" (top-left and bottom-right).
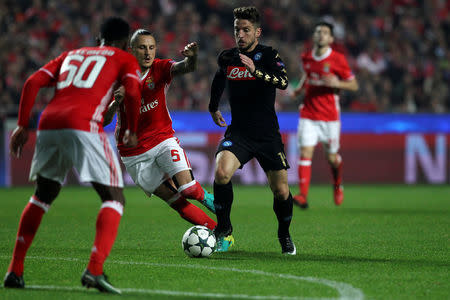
[
  {"x1": 297, "y1": 118, "x2": 341, "y2": 154},
  {"x1": 30, "y1": 129, "x2": 123, "y2": 187},
  {"x1": 121, "y1": 137, "x2": 191, "y2": 196}
]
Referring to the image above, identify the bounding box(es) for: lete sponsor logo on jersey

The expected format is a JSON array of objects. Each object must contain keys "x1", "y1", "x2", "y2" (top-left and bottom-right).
[{"x1": 226, "y1": 66, "x2": 255, "y2": 81}]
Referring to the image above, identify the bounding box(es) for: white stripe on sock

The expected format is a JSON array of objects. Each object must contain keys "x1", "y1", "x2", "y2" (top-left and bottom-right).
[
  {"x1": 29, "y1": 196, "x2": 50, "y2": 212},
  {"x1": 101, "y1": 201, "x2": 124, "y2": 216},
  {"x1": 177, "y1": 180, "x2": 196, "y2": 193},
  {"x1": 298, "y1": 160, "x2": 312, "y2": 166}
]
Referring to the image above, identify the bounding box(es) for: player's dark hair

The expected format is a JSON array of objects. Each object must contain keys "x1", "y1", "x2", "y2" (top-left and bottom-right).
[
  {"x1": 233, "y1": 6, "x2": 260, "y2": 27},
  {"x1": 100, "y1": 17, "x2": 130, "y2": 43},
  {"x1": 315, "y1": 21, "x2": 334, "y2": 36},
  {"x1": 130, "y1": 29, "x2": 155, "y2": 47}
]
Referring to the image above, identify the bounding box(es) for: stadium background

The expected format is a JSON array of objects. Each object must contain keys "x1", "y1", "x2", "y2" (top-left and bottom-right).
[{"x1": 1, "y1": 0, "x2": 449, "y2": 186}]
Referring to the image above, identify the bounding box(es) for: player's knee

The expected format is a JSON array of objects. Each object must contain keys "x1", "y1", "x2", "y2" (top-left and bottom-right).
[
  {"x1": 272, "y1": 185, "x2": 290, "y2": 201},
  {"x1": 97, "y1": 186, "x2": 126, "y2": 205},
  {"x1": 214, "y1": 168, "x2": 232, "y2": 185},
  {"x1": 327, "y1": 153, "x2": 340, "y2": 166},
  {"x1": 35, "y1": 176, "x2": 61, "y2": 205}
]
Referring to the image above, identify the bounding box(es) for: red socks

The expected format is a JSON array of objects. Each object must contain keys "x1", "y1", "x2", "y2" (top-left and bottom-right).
[
  {"x1": 298, "y1": 157, "x2": 312, "y2": 198},
  {"x1": 178, "y1": 180, "x2": 205, "y2": 202},
  {"x1": 8, "y1": 196, "x2": 48, "y2": 276},
  {"x1": 170, "y1": 196, "x2": 216, "y2": 230},
  {"x1": 330, "y1": 154, "x2": 343, "y2": 186},
  {"x1": 87, "y1": 201, "x2": 123, "y2": 276}
]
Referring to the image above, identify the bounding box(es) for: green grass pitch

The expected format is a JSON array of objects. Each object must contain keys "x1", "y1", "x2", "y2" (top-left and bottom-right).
[{"x1": 0, "y1": 184, "x2": 449, "y2": 299}]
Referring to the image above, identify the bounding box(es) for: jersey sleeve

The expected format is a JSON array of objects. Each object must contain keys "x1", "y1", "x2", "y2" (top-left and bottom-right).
[
  {"x1": 39, "y1": 51, "x2": 68, "y2": 84},
  {"x1": 17, "y1": 52, "x2": 67, "y2": 127},
  {"x1": 208, "y1": 51, "x2": 227, "y2": 112},
  {"x1": 159, "y1": 59, "x2": 175, "y2": 84},
  {"x1": 334, "y1": 53, "x2": 354, "y2": 81},
  {"x1": 252, "y1": 48, "x2": 289, "y2": 90},
  {"x1": 119, "y1": 55, "x2": 142, "y2": 134}
]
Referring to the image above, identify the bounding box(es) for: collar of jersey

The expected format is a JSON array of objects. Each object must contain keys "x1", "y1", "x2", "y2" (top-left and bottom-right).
[{"x1": 312, "y1": 47, "x2": 332, "y2": 61}]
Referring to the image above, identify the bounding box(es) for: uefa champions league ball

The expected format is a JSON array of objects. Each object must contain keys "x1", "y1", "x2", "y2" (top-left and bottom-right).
[{"x1": 182, "y1": 225, "x2": 216, "y2": 258}]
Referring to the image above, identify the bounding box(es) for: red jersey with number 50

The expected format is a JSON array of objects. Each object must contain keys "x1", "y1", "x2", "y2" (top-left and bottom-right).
[
  {"x1": 300, "y1": 48, "x2": 354, "y2": 121},
  {"x1": 117, "y1": 58, "x2": 175, "y2": 157},
  {"x1": 35, "y1": 46, "x2": 141, "y2": 133}
]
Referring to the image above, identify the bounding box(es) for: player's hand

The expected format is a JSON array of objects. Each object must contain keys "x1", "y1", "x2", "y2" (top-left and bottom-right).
[
  {"x1": 122, "y1": 129, "x2": 138, "y2": 147},
  {"x1": 210, "y1": 111, "x2": 227, "y2": 127},
  {"x1": 239, "y1": 53, "x2": 255, "y2": 73},
  {"x1": 322, "y1": 75, "x2": 340, "y2": 88},
  {"x1": 113, "y1": 85, "x2": 125, "y2": 104},
  {"x1": 10, "y1": 126, "x2": 28, "y2": 158},
  {"x1": 290, "y1": 89, "x2": 300, "y2": 100},
  {"x1": 181, "y1": 42, "x2": 198, "y2": 57}
]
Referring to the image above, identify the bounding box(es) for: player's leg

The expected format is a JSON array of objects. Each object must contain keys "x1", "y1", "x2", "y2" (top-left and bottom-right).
[
  {"x1": 154, "y1": 180, "x2": 217, "y2": 230},
  {"x1": 5, "y1": 130, "x2": 68, "y2": 288},
  {"x1": 159, "y1": 138, "x2": 215, "y2": 213},
  {"x1": 4, "y1": 175, "x2": 61, "y2": 288},
  {"x1": 172, "y1": 169, "x2": 215, "y2": 214},
  {"x1": 74, "y1": 131, "x2": 123, "y2": 294},
  {"x1": 324, "y1": 121, "x2": 343, "y2": 205},
  {"x1": 213, "y1": 150, "x2": 241, "y2": 251},
  {"x1": 295, "y1": 145, "x2": 314, "y2": 208},
  {"x1": 266, "y1": 169, "x2": 296, "y2": 255},
  {"x1": 295, "y1": 119, "x2": 318, "y2": 208},
  {"x1": 81, "y1": 183, "x2": 123, "y2": 294}
]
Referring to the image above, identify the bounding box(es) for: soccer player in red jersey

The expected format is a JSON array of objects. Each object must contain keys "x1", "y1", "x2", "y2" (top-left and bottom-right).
[
  {"x1": 4, "y1": 17, "x2": 141, "y2": 294},
  {"x1": 104, "y1": 29, "x2": 216, "y2": 230},
  {"x1": 291, "y1": 21, "x2": 359, "y2": 209}
]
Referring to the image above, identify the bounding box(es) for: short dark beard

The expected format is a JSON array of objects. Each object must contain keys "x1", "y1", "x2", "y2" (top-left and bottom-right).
[{"x1": 238, "y1": 40, "x2": 255, "y2": 52}]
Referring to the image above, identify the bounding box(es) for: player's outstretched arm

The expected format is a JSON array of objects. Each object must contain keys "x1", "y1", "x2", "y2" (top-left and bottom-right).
[
  {"x1": 103, "y1": 86, "x2": 124, "y2": 126},
  {"x1": 171, "y1": 42, "x2": 198, "y2": 77}
]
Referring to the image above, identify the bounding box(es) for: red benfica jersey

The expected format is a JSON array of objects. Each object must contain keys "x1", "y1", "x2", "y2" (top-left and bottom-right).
[
  {"x1": 20, "y1": 47, "x2": 142, "y2": 133},
  {"x1": 300, "y1": 48, "x2": 354, "y2": 121},
  {"x1": 117, "y1": 58, "x2": 175, "y2": 156}
]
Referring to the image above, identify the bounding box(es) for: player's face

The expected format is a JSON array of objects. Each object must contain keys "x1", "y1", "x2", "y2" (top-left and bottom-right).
[
  {"x1": 313, "y1": 25, "x2": 333, "y2": 48},
  {"x1": 131, "y1": 35, "x2": 156, "y2": 70},
  {"x1": 234, "y1": 19, "x2": 261, "y2": 52}
]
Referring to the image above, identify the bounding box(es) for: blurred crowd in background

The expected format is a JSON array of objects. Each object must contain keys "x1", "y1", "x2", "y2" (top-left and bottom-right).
[{"x1": 0, "y1": 0, "x2": 449, "y2": 125}]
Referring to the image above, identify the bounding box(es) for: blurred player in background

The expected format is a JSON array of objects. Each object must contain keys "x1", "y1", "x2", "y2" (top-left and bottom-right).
[
  {"x1": 209, "y1": 6, "x2": 296, "y2": 255},
  {"x1": 291, "y1": 21, "x2": 358, "y2": 209},
  {"x1": 104, "y1": 29, "x2": 217, "y2": 230},
  {"x1": 4, "y1": 17, "x2": 141, "y2": 294}
]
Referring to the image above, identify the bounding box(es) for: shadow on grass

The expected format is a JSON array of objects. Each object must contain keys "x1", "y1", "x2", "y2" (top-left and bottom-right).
[
  {"x1": 340, "y1": 208, "x2": 450, "y2": 216},
  {"x1": 212, "y1": 250, "x2": 449, "y2": 268}
]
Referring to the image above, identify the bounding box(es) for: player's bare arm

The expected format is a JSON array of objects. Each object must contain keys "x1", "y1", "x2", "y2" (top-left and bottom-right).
[
  {"x1": 103, "y1": 86, "x2": 124, "y2": 126},
  {"x1": 210, "y1": 110, "x2": 227, "y2": 127},
  {"x1": 291, "y1": 73, "x2": 307, "y2": 99},
  {"x1": 9, "y1": 126, "x2": 28, "y2": 158},
  {"x1": 322, "y1": 75, "x2": 359, "y2": 91},
  {"x1": 170, "y1": 42, "x2": 198, "y2": 77}
]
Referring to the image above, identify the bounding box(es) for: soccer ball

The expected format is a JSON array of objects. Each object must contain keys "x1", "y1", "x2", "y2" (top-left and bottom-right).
[{"x1": 182, "y1": 225, "x2": 216, "y2": 258}]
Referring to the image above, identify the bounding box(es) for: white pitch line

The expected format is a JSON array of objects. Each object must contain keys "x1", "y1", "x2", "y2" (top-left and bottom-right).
[{"x1": 1, "y1": 255, "x2": 364, "y2": 300}]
